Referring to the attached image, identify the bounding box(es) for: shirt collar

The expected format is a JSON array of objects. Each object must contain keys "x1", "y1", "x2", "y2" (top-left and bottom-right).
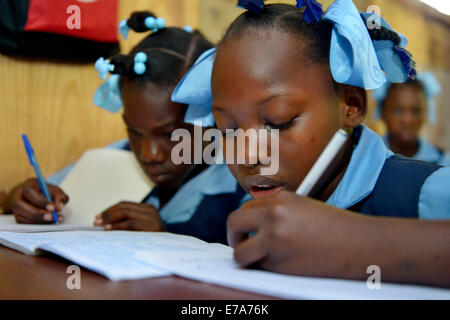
[
  {"x1": 413, "y1": 138, "x2": 441, "y2": 163},
  {"x1": 190, "y1": 162, "x2": 239, "y2": 196},
  {"x1": 383, "y1": 135, "x2": 441, "y2": 163},
  {"x1": 327, "y1": 125, "x2": 393, "y2": 208}
]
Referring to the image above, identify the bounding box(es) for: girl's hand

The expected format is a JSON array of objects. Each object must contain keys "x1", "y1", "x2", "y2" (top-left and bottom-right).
[
  {"x1": 227, "y1": 190, "x2": 366, "y2": 278},
  {"x1": 95, "y1": 201, "x2": 165, "y2": 232},
  {"x1": 8, "y1": 178, "x2": 68, "y2": 224}
]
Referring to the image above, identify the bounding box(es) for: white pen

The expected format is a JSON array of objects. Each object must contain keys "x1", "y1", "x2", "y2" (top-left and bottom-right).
[{"x1": 296, "y1": 129, "x2": 350, "y2": 196}]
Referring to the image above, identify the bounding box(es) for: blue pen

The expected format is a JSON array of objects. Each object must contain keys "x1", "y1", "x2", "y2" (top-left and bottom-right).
[{"x1": 22, "y1": 134, "x2": 59, "y2": 224}]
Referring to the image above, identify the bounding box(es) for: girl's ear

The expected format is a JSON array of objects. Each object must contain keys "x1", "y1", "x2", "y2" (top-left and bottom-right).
[{"x1": 340, "y1": 85, "x2": 367, "y2": 128}]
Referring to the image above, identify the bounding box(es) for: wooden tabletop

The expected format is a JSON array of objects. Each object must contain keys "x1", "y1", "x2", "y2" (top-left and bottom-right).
[{"x1": 0, "y1": 246, "x2": 274, "y2": 300}]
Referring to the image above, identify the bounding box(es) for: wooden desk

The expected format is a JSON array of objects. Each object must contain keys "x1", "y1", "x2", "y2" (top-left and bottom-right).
[{"x1": 0, "y1": 246, "x2": 274, "y2": 300}]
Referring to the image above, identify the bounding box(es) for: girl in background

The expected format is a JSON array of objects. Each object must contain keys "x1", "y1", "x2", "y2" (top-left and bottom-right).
[{"x1": 373, "y1": 72, "x2": 450, "y2": 166}]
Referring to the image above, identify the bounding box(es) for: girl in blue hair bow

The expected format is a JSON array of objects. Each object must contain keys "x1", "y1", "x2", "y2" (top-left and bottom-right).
[
  {"x1": 3, "y1": 11, "x2": 248, "y2": 245},
  {"x1": 172, "y1": 1, "x2": 450, "y2": 287},
  {"x1": 373, "y1": 72, "x2": 450, "y2": 166}
]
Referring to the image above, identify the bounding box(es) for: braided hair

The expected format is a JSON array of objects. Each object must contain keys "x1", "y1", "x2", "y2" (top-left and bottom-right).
[
  {"x1": 110, "y1": 11, "x2": 213, "y2": 90},
  {"x1": 219, "y1": 4, "x2": 332, "y2": 65},
  {"x1": 220, "y1": 4, "x2": 415, "y2": 81}
]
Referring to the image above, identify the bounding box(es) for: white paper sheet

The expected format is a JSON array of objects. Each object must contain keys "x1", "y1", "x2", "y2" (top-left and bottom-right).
[
  {"x1": 0, "y1": 148, "x2": 153, "y2": 232},
  {"x1": 1, "y1": 230, "x2": 448, "y2": 298},
  {"x1": 0, "y1": 215, "x2": 102, "y2": 233},
  {"x1": 0, "y1": 231, "x2": 198, "y2": 280},
  {"x1": 134, "y1": 248, "x2": 450, "y2": 300},
  {"x1": 60, "y1": 148, "x2": 154, "y2": 225}
]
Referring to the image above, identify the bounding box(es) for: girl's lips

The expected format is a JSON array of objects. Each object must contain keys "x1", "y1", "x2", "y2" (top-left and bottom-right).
[
  {"x1": 146, "y1": 171, "x2": 171, "y2": 184},
  {"x1": 250, "y1": 185, "x2": 284, "y2": 198}
]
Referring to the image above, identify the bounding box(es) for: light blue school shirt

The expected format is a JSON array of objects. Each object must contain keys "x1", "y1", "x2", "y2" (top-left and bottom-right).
[{"x1": 382, "y1": 136, "x2": 450, "y2": 167}]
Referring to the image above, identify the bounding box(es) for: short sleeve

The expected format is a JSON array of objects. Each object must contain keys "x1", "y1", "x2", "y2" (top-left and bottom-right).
[
  {"x1": 438, "y1": 152, "x2": 450, "y2": 167},
  {"x1": 418, "y1": 167, "x2": 450, "y2": 219}
]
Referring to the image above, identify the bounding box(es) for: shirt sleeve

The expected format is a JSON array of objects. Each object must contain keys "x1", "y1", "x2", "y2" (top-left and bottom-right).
[
  {"x1": 418, "y1": 166, "x2": 450, "y2": 219},
  {"x1": 438, "y1": 152, "x2": 450, "y2": 167}
]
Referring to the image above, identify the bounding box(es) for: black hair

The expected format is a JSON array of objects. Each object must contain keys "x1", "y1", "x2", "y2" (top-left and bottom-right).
[
  {"x1": 220, "y1": 4, "x2": 415, "y2": 79},
  {"x1": 109, "y1": 11, "x2": 214, "y2": 90},
  {"x1": 219, "y1": 4, "x2": 331, "y2": 65}
]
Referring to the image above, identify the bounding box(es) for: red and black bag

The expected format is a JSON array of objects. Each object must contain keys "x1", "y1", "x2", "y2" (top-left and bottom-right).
[{"x1": 0, "y1": 0, "x2": 120, "y2": 61}]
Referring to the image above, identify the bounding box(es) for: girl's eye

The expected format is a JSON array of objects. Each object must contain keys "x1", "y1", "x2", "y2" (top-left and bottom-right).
[
  {"x1": 265, "y1": 117, "x2": 298, "y2": 131},
  {"x1": 127, "y1": 128, "x2": 143, "y2": 137}
]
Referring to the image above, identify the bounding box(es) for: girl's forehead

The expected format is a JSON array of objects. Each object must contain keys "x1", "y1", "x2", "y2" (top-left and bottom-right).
[
  {"x1": 213, "y1": 31, "x2": 334, "y2": 104},
  {"x1": 217, "y1": 29, "x2": 306, "y2": 71},
  {"x1": 123, "y1": 85, "x2": 185, "y2": 123}
]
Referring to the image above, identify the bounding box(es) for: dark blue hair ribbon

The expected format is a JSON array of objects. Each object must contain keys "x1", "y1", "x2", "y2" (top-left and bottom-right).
[
  {"x1": 237, "y1": 0, "x2": 266, "y2": 14},
  {"x1": 296, "y1": 0, "x2": 323, "y2": 24},
  {"x1": 394, "y1": 46, "x2": 416, "y2": 79}
]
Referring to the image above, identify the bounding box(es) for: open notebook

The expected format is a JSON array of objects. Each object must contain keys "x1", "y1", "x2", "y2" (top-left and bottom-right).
[
  {"x1": 0, "y1": 148, "x2": 154, "y2": 232},
  {"x1": 0, "y1": 230, "x2": 449, "y2": 299}
]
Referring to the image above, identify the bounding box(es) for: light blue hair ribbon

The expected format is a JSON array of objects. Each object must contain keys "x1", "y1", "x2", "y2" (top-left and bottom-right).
[
  {"x1": 118, "y1": 19, "x2": 130, "y2": 40},
  {"x1": 360, "y1": 12, "x2": 413, "y2": 83},
  {"x1": 171, "y1": 47, "x2": 217, "y2": 126},
  {"x1": 173, "y1": 0, "x2": 414, "y2": 126},
  {"x1": 93, "y1": 74, "x2": 123, "y2": 113},
  {"x1": 372, "y1": 72, "x2": 441, "y2": 124},
  {"x1": 322, "y1": 0, "x2": 386, "y2": 90},
  {"x1": 93, "y1": 57, "x2": 123, "y2": 113}
]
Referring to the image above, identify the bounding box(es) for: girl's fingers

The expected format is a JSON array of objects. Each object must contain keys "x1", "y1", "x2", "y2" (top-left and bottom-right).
[
  {"x1": 22, "y1": 186, "x2": 51, "y2": 210},
  {"x1": 227, "y1": 206, "x2": 269, "y2": 248},
  {"x1": 105, "y1": 219, "x2": 160, "y2": 232},
  {"x1": 100, "y1": 203, "x2": 158, "y2": 225},
  {"x1": 12, "y1": 200, "x2": 54, "y2": 224},
  {"x1": 50, "y1": 186, "x2": 69, "y2": 211},
  {"x1": 105, "y1": 220, "x2": 136, "y2": 231},
  {"x1": 233, "y1": 232, "x2": 268, "y2": 268}
]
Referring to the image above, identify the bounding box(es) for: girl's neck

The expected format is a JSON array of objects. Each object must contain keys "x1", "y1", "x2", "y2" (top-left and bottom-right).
[{"x1": 388, "y1": 134, "x2": 419, "y2": 158}]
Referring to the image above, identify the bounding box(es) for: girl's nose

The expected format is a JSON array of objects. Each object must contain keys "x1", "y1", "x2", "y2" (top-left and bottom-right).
[{"x1": 140, "y1": 138, "x2": 165, "y2": 164}]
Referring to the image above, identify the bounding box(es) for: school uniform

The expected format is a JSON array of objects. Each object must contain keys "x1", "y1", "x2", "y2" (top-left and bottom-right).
[
  {"x1": 47, "y1": 139, "x2": 248, "y2": 245},
  {"x1": 382, "y1": 136, "x2": 450, "y2": 167},
  {"x1": 327, "y1": 126, "x2": 450, "y2": 219}
]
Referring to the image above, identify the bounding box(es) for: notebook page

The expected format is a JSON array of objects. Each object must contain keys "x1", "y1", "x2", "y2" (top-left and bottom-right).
[
  {"x1": 134, "y1": 248, "x2": 450, "y2": 300},
  {"x1": 0, "y1": 231, "x2": 213, "y2": 281}
]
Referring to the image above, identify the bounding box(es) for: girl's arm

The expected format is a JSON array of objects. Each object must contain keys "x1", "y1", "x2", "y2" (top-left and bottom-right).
[{"x1": 227, "y1": 190, "x2": 450, "y2": 288}]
